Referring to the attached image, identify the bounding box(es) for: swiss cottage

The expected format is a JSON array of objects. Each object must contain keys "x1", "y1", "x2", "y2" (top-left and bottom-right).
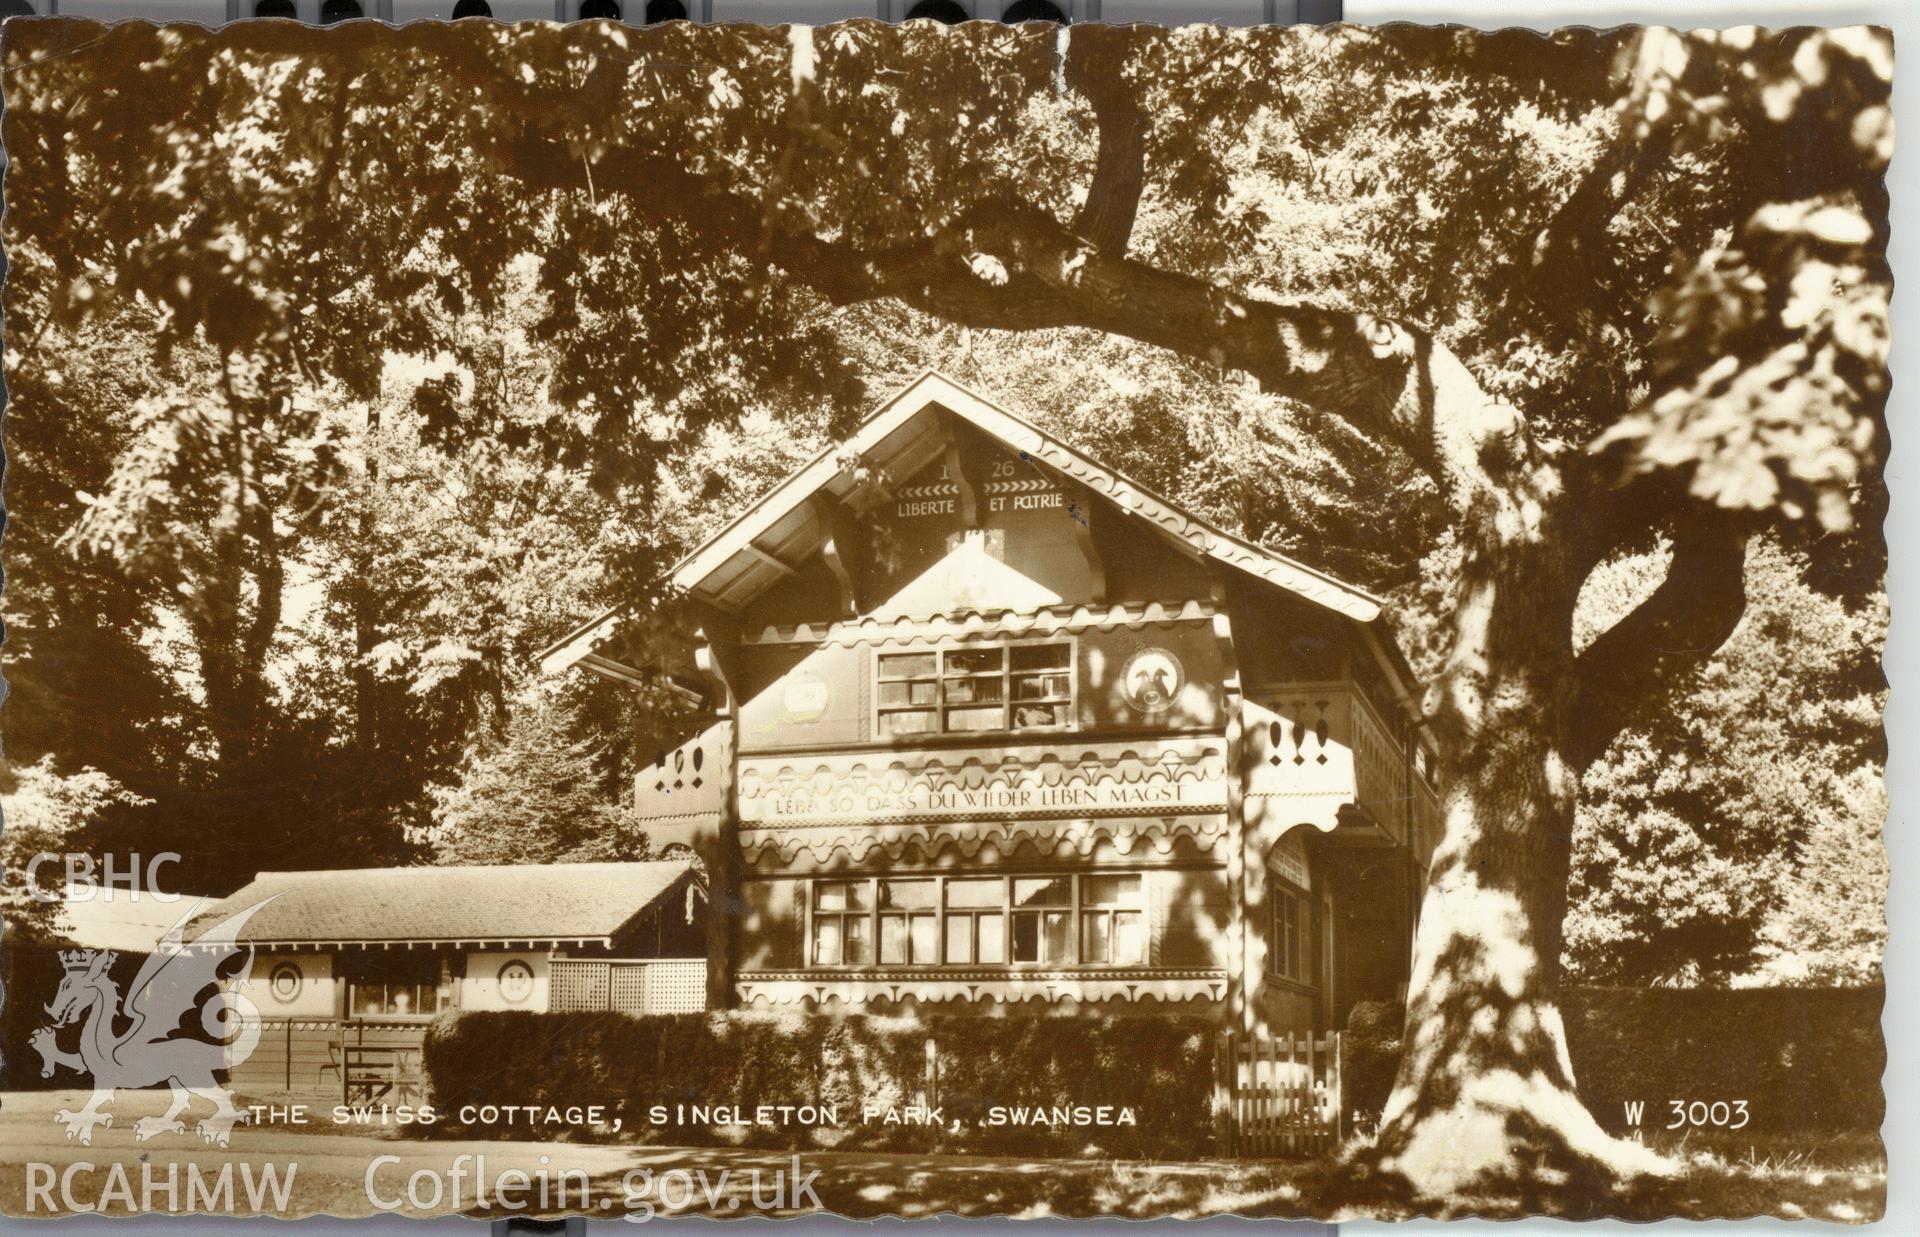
[{"x1": 541, "y1": 372, "x2": 1442, "y2": 1036}]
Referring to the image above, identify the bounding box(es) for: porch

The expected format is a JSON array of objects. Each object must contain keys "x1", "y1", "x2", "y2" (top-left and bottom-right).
[{"x1": 237, "y1": 1017, "x2": 432, "y2": 1105}]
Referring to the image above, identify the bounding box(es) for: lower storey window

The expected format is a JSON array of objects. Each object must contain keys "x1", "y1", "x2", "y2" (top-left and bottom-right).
[
  {"x1": 810, "y1": 873, "x2": 1145, "y2": 968},
  {"x1": 1267, "y1": 882, "x2": 1312, "y2": 983},
  {"x1": 1080, "y1": 875, "x2": 1145, "y2": 964},
  {"x1": 812, "y1": 880, "x2": 872, "y2": 965},
  {"x1": 342, "y1": 952, "x2": 445, "y2": 1017},
  {"x1": 880, "y1": 879, "x2": 938, "y2": 964},
  {"x1": 1010, "y1": 876, "x2": 1072, "y2": 964}
]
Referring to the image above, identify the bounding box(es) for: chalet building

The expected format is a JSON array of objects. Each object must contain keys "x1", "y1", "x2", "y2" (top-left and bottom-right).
[
  {"x1": 198, "y1": 861, "x2": 704, "y2": 1098},
  {"x1": 541, "y1": 372, "x2": 1441, "y2": 1035}
]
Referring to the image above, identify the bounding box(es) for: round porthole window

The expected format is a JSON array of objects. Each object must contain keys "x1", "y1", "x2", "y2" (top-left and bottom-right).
[
  {"x1": 268, "y1": 962, "x2": 304, "y2": 1004},
  {"x1": 497, "y1": 960, "x2": 535, "y2": 1005}
]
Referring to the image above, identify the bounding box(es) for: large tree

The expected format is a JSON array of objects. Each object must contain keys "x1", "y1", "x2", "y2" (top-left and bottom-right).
[{"x1": 2, "y1": 18, "x2": 1887, "y2": 1208}]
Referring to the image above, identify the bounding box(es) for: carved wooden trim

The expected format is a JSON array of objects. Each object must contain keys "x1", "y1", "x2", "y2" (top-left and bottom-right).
[
  {"x1": 944, "y1": 422, "x2": 994, "y2": 530},
  {"x1": 736, "y1": 970, "x2": 1229, "y2": 1008},
  {"x1": 739, "y1": 813, "x2": 1229, "y2": 866},
  {"x1": 1213, "y1": 597, "x2": 1252, "y2": 1033},
  {"x1": 737, "y1": 741, "x2": 1230, "y2": 828},
  {"x1": 811, "y1": 492, "x2": 865, "y2": 617},
  {"x1": 741, "y1": 599, "x2": 1214, "y2": 647}
]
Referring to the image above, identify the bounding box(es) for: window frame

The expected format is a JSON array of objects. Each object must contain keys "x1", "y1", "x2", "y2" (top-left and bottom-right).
[
  {"x1": 872, "y1": 637, "x2": 1077, "y2": 740},
  {"x1": 340, "y1": 951, "x2": 446, "y2": 1020},
  {"x1": 877, "y1": 878, "x2": 940, "y2": 965},
  {"x1": 1077, "y1": 873, "x2": 1147, "y2": 966},
  {"x1": 943, "y1": 876, "x2": 1009, "y2": 965},
  {"x1": 810, "y1": 879, "x2": 874, "y2": 967},
  {"x1": 804, "y1": 871, "x2": 1151, "y2": 970},
  {"x1": 1009, "y1": 875, "x2": 1075, "y2": 965},
  {"x1": 1266, "y1": 878, "x2": 1314, "y2": 986}
]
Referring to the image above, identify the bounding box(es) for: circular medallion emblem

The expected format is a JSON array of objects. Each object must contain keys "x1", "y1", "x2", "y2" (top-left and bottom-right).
[
  {"x1": 268, "y1": 961, "x2": 304, "y2": 1004},
  {"x1": 1121, "y1": 647, "x2": 1184, "y2": 714},
  {"x1": 781, "y1": 675, "x2": 831, "y2": 724},
  {"x1": 497, "y1": 960, "x2": 535, "y2": 1005}
]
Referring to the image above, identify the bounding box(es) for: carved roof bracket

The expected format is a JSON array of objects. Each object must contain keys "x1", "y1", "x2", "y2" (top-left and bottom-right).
[{"x1": 810, "y1": 491, "x2": 866, "y2": 617}]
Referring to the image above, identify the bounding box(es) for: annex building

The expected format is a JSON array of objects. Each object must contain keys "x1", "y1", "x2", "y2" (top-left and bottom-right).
[
  {"x1": 200, "y1": 861, "x2": 705, "y2": 1099},
  {"x1": 542, "y1": 372, "x2": 1442, "y2": 1035}
]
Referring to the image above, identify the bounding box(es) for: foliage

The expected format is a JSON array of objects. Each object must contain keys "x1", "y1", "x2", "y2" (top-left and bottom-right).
[
  {"x1": 1344, "y1": 987, "x2": 1885, "y2": 1137},
  {"x1": 1566, "y1": 539, "x2": 1886, "y2": 986},
  {"x1": 1591, "y1": 29, "x2": 1891, "y2": 533},
  {"x1": 1, "y1": 305, "x2": 209, "y2": 861},
  {"x1": 57, "y1": 337, "x2": 340, "y2": 766},
  {"x1": 1560, "y1": 986, "x2": 1885, "y2": 1136},
  {"x1": 429, "y1": 688, "x2": 647, "y2": 865},
  {"x1": 422, "y1": 1008, "x2": 1218, "y2": 1158},
  {"x1": 0, "y1": 757, "x2": 152, "y2": 944},
  {"x1": 1756, "y1": 761, "x2": 1889, "y2": 987},
  {"x1": 2, "y1": 20, "x2": 1884, "y2": 837},
  {"x1": 1339, "y1": 1000, "x2": 1407, "y2": 1139},
  {"x1": 0, "y1": 24, "x2": 1882, "y2": 515}
]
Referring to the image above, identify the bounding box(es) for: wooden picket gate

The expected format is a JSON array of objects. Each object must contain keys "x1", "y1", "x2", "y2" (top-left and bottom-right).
[{"x1": 1213, "y1": 1030, "x2": 1343, "y2": 1157}]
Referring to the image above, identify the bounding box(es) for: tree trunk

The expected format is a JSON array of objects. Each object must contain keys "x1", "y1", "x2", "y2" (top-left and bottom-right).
[
  {"x1": 353, "y1": 405, "x2": 383, "y2": 753},
  {"x1": 1362, "y1": 516, "x2": 1673, "y2": 1208}
]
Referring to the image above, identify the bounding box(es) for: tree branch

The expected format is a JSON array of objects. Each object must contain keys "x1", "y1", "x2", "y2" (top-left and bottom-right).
[
  {"x1": 1520, "y1": 110, "x2": 1674, "y2": 348},
  {"x1": 1064, "y1": 27, "x2": 1148, "y2": 254},
  {"x1": 1568, "y1": 515, "x2": 1748, "y2": 767},
  {"x1": 502, "y1": 129, "x2": 1528, "y2": 507}
]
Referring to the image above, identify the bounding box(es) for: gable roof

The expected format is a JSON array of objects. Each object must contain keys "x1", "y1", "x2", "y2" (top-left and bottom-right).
[
  {"x1": 192, "y1": 860, "x2": 696, "y2": 949},
  {"x1": 540, "y1": 371, "x2": 1395, "y2": 680},
  {"x1": 676, "y1": 370, "x2": 1384, "y2": 621}
]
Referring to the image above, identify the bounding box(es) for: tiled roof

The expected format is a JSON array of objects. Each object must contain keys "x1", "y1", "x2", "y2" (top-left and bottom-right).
[
  {"x1": 53, "y1": 884, "x2": 208, "y2": 953},
  {"x1": 192, "y1": 860, "x2": 696, "y2": 947}
]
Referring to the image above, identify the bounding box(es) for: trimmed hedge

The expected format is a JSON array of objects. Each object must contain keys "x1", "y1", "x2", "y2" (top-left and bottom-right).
[
  {"x1": 422, "y1": 1009, "x2": 1217, "y2": 1158},
  {"x1": 1338, "y1": 1000, "x2": 1404, "y2": 1137},
  {"x1": 1343, "y1": 986, "x2": 1885, "y2": 1136},
  {"x1": 1562, "y1": 986, "x2": 1884, "y2": 1134},
  {"x1": 425, "y1": 987, "x2": 1882, "y2": 1157}
]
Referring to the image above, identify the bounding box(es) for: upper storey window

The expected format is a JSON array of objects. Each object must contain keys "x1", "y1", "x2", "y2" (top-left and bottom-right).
[{"x1": 875, "y1": 641, "x2": 1074, "y2": 737}]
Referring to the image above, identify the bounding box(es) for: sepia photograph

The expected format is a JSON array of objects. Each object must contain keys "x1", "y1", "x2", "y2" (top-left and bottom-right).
[{"x1": 0, "y1": 11, "x2": 1891, "y2": 1225}]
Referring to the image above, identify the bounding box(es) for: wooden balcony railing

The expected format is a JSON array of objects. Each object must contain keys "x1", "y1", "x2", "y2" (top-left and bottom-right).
[{"x1": 1243, "y1": 681, "x2": 1426, "y2": 848}]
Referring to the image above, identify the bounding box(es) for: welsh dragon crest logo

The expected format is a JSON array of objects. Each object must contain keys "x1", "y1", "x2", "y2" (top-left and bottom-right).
[{"x1": 31, "y1": 898, "x2": 273, "y2": 1147}]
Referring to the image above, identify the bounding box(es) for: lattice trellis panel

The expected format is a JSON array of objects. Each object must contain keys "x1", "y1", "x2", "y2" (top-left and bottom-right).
[
  {"x1": 550, "y1": 961, "x2": 610, "y2": 1013},
  {"x1": 547, "y1": 959, "x2": 705, "y2": 1015},
  {"x1": 645, "y1": 960, "x2": 707, "y2": 1014},
  {"x1": 610, "y1": 964, "x2": 650, "y2": 1015}
]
